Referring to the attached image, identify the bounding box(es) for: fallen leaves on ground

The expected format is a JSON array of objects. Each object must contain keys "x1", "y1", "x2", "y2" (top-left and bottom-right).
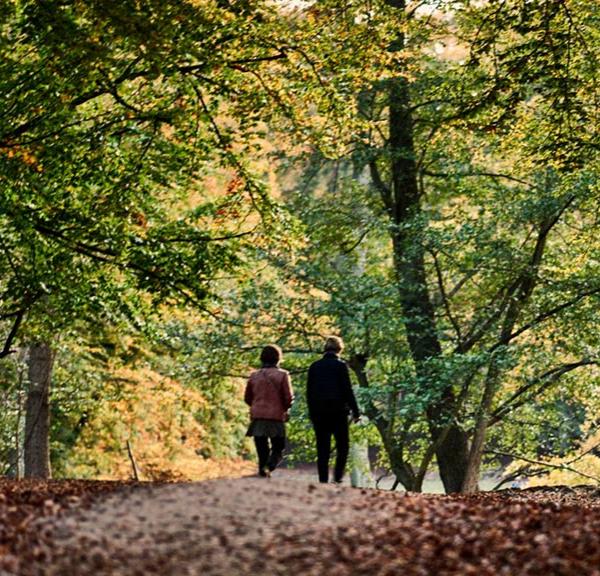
[
  {"x1": 272, "y1": 485, "x2": 600, "y2": 576},
  {"x1": 0, "y1": 478, "x2": 598, "y2": 575},
  {"x1": 0, "y1": 478, "x2": 137, "y2": 571}
]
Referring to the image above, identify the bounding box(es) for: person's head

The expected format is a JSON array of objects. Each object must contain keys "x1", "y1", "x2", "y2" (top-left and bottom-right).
[
  {"x1": 323, "y1": 336, "x2": 344, "y2": 355},
  {"x1": 260, "y1": 344, "x2": 282, "y2": 367}
]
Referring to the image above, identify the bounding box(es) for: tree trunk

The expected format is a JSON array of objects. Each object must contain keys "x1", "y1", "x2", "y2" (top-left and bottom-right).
[
  {"x1": 385, "y1": 72, "x2": 470, "y2": 493},
  {"x1": 24, "y1": 342, "x2": 53, "y2": 479}
]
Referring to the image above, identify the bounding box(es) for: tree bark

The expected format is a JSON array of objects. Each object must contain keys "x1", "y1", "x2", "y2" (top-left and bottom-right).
[
  {"x1": 384, "y1": 71, "x2": 470, "y2": 493},
  {"x1": 461, "y1": 364, "x2": 500, "y2": 493},
  {"x1": 24, "y1": 342, "x2": 53, "y2": 479}
]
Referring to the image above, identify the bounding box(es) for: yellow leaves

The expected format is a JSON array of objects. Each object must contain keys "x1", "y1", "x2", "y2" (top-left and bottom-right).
[
  {"x1": 64, "y1": 366, "x2": 255, "y2": 481},
  {"x1": 524, "y1": 428, "x2": 600, "y2": 488},
  {"x1": 160, "y1": 123, "x2": 175, "y2": 140},
  {"x1": 527, "y1": 454, "x2": 600, "y2": 487}
]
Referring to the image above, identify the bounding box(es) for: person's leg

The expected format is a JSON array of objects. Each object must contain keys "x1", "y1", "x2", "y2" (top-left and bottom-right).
[
  {"x1": 254, "y1": 436, "x2": 269, "y2": 475},
  {"x1": 313, "y1": 419, "x2": 332, "y2": 483},
  {"x1": 268, "y1": 436, "x2": 285, "y2": 471},
  {"x1": 332, "y1": 413, "x2": 350, "y2": 483}
]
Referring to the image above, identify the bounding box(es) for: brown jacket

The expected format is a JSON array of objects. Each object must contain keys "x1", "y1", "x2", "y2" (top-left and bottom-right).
[{"x1": 244, "y1": 367, "x2": 293, "y2": 421}]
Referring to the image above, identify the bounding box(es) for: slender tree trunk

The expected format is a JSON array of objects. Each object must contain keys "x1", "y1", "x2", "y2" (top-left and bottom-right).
[
  {"x1": 127, "y1": 439, "x2": 141, "y2": 481},
  {"x1": 461, "y1": 364, "x2": 500, "y2": 493},
  {"x1": 461, "y1": 218, "x2": 553, "y2": 491},
  {"x1": 348, "y1": 353, "x2": 420, "y2": 491},
  {"x1": 24, "y1": 342, "x2": 53, "y2": 479},
  {"x1": 13, "y1": 370, "x2": 24, "y2": 479}
]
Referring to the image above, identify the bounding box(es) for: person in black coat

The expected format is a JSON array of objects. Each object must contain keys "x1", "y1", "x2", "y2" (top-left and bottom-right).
[{"x1": 307, "y1": 336, "x2": 360, "y2": 483}]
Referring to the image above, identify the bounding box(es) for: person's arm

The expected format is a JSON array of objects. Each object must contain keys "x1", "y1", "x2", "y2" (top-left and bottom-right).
[
  {"x1": 244, "y1": 376, "x2": 254, "y2": 406},
  {"x1": 341, "y1": 362, "x2": 360, "y2": 419},
  {"x1": 306, "y1": 363, "x2": 315, "y2": 415},
  {"x1": 281, "y1": 371, "x2": 293, "y2": 410}
]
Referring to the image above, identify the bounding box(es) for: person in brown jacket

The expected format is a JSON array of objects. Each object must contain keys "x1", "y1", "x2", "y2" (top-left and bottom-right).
[{"x1": 244, "y1": 345, "x2": 293, "y2": 477}]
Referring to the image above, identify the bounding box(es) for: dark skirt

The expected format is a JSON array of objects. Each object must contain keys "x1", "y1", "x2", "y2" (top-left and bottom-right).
[{"x1": 246, "y1": 419, "x2": 286, "y2": 438}]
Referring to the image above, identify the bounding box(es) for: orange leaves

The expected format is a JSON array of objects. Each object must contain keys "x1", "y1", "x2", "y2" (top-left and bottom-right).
[
  {"x1": 226, "y1": 175, "x2": 244, "y2": 196},
  {"x1": 63, "y1": 365, "x2": 253, "y2": 482},
  {"x1": 129, "y1": 210, "x2": 147, "y2": 228},
  {"x1": 215, "y1": 174, "x2": 246, "y2": 221},
  {"x1": 274, "y1": 486, "x2": 600, "y2": 575},
  {"x1": 1, "y1": 145, "x2": 42, "y2": 171},
  {"x1": 0, "y1": 478, "x2": 129, "y2": 572},
  {"x1": 1, "y1": 478, "x2": 600, "y2": 575}
]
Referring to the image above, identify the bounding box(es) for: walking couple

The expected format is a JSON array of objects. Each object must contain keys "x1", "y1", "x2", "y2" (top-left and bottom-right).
[{"x1": 244, "y1": 336, "x2": 360, "y2": 483}]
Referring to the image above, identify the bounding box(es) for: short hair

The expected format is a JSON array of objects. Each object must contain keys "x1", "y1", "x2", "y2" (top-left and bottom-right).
[
  {"x1": 260, "y1": 344, "x2": 282, "y2": 366},
  {"x1": 324, "y1": 336, "x2": 344, "y2": 353}
]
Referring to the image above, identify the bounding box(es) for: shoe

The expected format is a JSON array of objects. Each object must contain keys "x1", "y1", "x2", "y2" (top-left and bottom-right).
[{"x1": 259, "y1": 467, "x2": 271, "y2": 478}]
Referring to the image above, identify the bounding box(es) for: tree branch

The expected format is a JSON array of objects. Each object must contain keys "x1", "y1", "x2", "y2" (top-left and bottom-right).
[
  {"x1": 460, "y1": 195, "x2": 577, "y2": 353},
  {"x1": 227, "y1": 52, "x2": 288, "y2": 66},
  {"x1": 430, "y1": 250, "x2": 463, "y2": 345},
  {"x1": 487, "y1": 449, "x2": 600, "y2": 485},
  {"x1": 422, "y1": 169, "x2": 534, "y2": 188},
  {"x1": 0, "y1": 310, "x2": 24, "y2": 359},
  {"x1": 369, "y1": 159, "x2": 393, "y2": 214},
  {"x1": 489, "y1": 285, "x2": 600, "y2": 352},
  {"x1": 488, "y1": 359, "x2": 597, "y2": 426}
]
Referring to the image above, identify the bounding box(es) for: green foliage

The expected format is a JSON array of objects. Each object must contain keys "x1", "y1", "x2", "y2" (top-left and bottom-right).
[
  {"x1": 152, "y1": 316, "x2": 252, "y2": 460},
  {"x1": 0, "y1": 0, "x2": 300, "y2": 346},
  {"x1": 194, "y1": 0, "x2": 600, "y2": 488},
  {"x1": 1, "y1": 0, "x2": 599, "y2": 487}
]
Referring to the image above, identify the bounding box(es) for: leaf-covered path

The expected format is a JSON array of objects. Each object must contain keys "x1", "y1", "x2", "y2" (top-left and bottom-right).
[{"x1": 1, "y1": 473, "x2": 599, "y2": 575}]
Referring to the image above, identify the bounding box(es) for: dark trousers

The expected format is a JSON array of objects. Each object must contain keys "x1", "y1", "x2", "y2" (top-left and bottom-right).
[
  {"x1": 254, "y1": 436, "x2": 285, "y2": 472},
  {"x1": 311, "y1": 411, "x2": 349, "y2": 483}
]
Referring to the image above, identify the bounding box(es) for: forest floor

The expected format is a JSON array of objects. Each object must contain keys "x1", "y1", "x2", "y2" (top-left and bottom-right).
[{"x1": 0, "y1": 471, "x2": 599, "y2": 576}]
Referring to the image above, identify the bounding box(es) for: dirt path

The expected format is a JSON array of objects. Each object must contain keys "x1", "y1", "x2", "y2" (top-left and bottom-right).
[
  {"x1": 6, "y1": 472, "x2": 374, "y2": 576},
  {"x1": 2, "y1": 472, "x2": 600, "y2": 576}
]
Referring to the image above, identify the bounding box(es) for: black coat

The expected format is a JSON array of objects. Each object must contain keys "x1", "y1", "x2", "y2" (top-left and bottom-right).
[{"x1": 306, "y1": 352, "x2": 360, "y2": 420}]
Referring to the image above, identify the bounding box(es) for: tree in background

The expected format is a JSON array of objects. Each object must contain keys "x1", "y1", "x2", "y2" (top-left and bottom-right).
[
  {"x1": 1, "y1": 0, "x2": 598, "y2": 489},
  {"x1": 188, "y1": 0, "x2": 600, "y2": 492},
  {"x1": 0, "y1": 0, "x2": 295, "y2": 477},
  {"x1": 296, "y1": 0, "x2": 600, "y2": 492}
]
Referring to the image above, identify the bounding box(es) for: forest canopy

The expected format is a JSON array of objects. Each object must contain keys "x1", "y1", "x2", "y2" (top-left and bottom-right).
[{"x1": 0, "y1": 0, "x2": 599, "y2": 492}]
